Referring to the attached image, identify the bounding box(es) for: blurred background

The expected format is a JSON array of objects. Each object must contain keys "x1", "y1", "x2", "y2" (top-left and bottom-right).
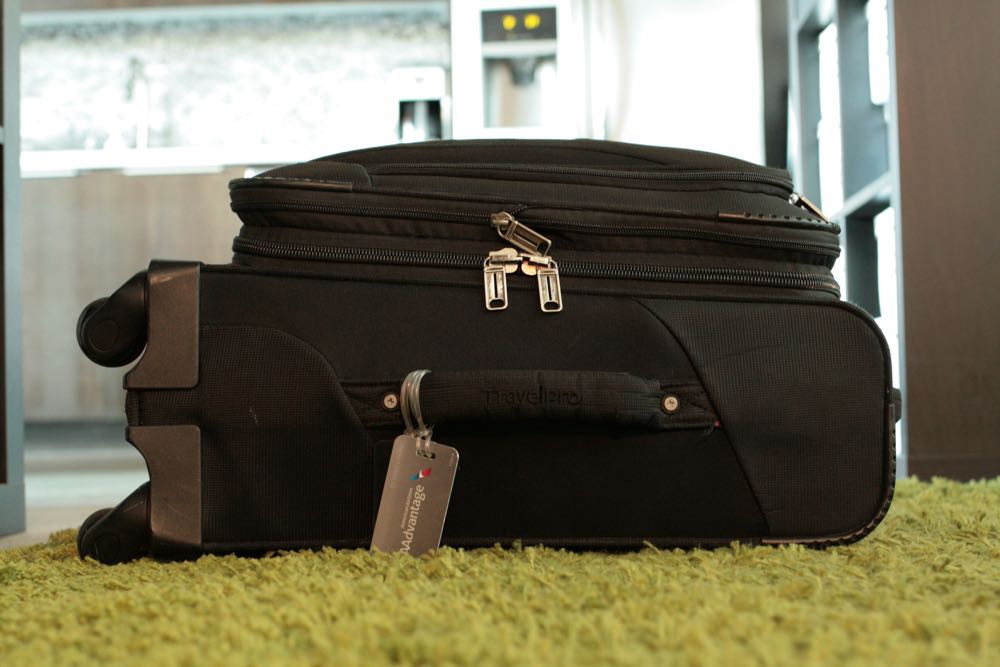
[
  {"x1": 3, "y1": 0, "x2": 998, "y2": 543},
  {"x1": 19, "y1": 0, "x2": 894, "y2": 422}
]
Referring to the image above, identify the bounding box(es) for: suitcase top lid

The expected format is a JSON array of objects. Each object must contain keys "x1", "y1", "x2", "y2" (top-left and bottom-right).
[
  {"x1": 228, "y1": 139, "x2": 836, "y2": 256},
  {"x1": 233, "y1": 139, "x2": 796, "y2": 195}
]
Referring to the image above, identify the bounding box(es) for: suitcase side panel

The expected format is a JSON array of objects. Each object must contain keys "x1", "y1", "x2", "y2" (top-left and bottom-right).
[
  {"x1": 129, "y1": 324, "x2": 374, "y2": 546},
  {"x1": 126, "y1": 269, "x2": 892, "y2": 550},
  {"x1": 639, "y1": 298, "x2": 892, "y2": 539}
]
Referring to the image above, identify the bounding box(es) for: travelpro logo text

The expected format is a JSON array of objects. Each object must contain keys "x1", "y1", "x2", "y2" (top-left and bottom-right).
[
  {"x1": 482, "y1": 385, "x2": 582, "y2": 408},
  {"x1": 400, "y1": 485, "x2": 426, "y2": 553}
]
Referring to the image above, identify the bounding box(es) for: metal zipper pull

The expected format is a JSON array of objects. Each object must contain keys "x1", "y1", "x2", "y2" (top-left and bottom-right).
[
  {"x1": 520, "y1": 254, "x2": 562, "y2": 313},
  {"x1": 536, "y1": 260, "x2": 563, "y2": 313},
  {"x1": 518, "y1": 253, "x2": 550, "y2": 276},
  {"x1": 483, "y1": 247, "x2": 520, "y2": 311},
  {"x1": 483, "y1": 262, "x2": 508, "y2": 311},
  {"x1": 491, "y1": 212, "x2": 552, "y2": 256},
  {"x1": 790, "y1": 192, "x2": 831, "y2": 223},
  {"x1": 488, "y1": 213, "x2": 564, "y2": 314}
]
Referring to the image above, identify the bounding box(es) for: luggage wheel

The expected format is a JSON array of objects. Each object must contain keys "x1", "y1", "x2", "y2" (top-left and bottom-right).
[
  {"x1": 76, "y1": 271, "x2": 148, "y2": 367},
  {"x1": 77, "y1": 483, "x2": 152, "y2": 565}
]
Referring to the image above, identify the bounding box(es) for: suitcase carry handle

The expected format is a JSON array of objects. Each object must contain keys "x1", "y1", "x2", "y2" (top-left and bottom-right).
[{"x1": 408, "y1": 369, "x2": 716, "y2": 432}]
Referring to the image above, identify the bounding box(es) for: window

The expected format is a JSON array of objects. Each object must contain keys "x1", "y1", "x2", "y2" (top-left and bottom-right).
[{"x1": 866, "y1": 0, "x2": 890, "y2": 106}]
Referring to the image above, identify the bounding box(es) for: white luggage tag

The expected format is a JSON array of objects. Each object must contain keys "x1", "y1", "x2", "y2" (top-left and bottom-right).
[{"x1": 371, "y1": 370, "x2": 459, "y2": 556}]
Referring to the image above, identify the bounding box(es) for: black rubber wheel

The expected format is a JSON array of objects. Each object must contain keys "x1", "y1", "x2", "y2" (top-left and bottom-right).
[
  {"x1": 77, "y1": 483, "x2": 152, "y2": 564},
  {"x1": 76, "y1": 507, "x2": 112, "y2": 557},
  {"x1": 75, "y1": 298, "x2": 108, "y2": 353},
  {"x1": 76, "y1": 291, "x2": 148, "y2": 367}
]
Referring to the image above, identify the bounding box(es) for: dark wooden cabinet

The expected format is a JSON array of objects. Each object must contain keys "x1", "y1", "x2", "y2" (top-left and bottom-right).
[
  {"x1": 782, "y1": 0, "x2": 1000, "y2": 480},
  {"x1": 891, "y1": 1, "x2": 1000, "y2": 480}
]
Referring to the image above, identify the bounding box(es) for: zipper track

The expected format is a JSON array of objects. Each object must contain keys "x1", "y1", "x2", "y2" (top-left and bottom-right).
[
  {"x1": 233, "y1": 201, "x2": 493, "y2": 225},
  {"x1": 232, "y1": 237, "x2": 841, "y2": 295},
  {"x1": 520, "y1": 216, "x2": 839, "y2": 257},
  {"x1": 231, "y1": 200, "x2": 839, "y2": 258},
  {"x1": 369, "y1": 162, "x2": 793, "y2": 191}
]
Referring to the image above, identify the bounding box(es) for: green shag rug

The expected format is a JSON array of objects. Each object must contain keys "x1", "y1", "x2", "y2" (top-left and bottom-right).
[{"x1": 1, "y1": 478, "x2": 998, "y2": 667}]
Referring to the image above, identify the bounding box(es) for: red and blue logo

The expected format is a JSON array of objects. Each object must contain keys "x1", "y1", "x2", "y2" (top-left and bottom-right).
[{"x1": 411, "y1": 467, "x2": 432, "y2": 481}]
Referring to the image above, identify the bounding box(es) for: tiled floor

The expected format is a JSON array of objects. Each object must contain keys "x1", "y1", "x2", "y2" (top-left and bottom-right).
[{"x1": 0, "y1": 422, "x2": 148, "y2": 548}]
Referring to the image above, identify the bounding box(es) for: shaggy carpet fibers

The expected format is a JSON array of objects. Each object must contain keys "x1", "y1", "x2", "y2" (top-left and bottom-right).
[{"x1": 1, "y1": 478, "x2": 998, "y2": 667}]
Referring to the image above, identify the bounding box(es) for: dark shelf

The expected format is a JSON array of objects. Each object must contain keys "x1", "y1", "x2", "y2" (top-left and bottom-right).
[{"x1": 830, "y1": 171, "x2": 892, "y2": 222}]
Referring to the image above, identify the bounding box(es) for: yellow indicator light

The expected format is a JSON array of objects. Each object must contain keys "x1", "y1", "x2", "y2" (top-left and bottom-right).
[
  {"x1": 525, "y1": 13, "x2": 541, "y2": 30},
  {"x1": 502, "y1": 14, "x2": 517, "y2": 31}
]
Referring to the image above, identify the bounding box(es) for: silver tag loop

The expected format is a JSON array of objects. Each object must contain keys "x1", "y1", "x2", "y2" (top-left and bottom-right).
[
  {"x1": 399, "y1": 371, "x2": 418, "y2": 435},
  {"x1": 400, "y1": 369, "x2": 433, "y2": 442}
]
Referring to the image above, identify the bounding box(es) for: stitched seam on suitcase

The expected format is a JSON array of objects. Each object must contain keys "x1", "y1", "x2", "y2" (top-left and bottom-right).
[
  {"x1": 365, "y1": 179, "x2": 792, "y2": 199},
  {"x1": 334, "y1": 142, "x2": 672, "y2": 166},
  {"x1": 631, "y1": 297, "x2": 773, "y2": 536},
  {"x1": 197, "y1": 323, "x2": 375, "y2": 438}
]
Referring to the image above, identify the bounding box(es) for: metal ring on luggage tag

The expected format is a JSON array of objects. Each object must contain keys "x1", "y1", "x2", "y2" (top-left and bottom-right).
[
  {"x1": 400, "y1": 371, "x2": 418, "y2": 435},
  {"x1": 400, "y1": 369, "x2": 433, "y2": 449},
  {"x1": 410, "y1": 370, "x2": 432, "y2": 441}
]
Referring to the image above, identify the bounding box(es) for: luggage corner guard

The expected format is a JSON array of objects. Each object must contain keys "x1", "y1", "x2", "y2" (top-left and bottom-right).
[{"x1": 124, "y1": 260, "x2": 201, "y2": 390}]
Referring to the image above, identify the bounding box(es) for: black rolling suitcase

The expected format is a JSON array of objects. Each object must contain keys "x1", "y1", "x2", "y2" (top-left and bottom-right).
[{"x1": 76, "y1": 140, "x2": 898, "y2": 564}]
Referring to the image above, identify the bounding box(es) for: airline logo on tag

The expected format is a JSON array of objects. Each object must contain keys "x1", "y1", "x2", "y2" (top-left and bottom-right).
[{"x1": 371, "y1": 435, "x2": 459, "y2": 556}]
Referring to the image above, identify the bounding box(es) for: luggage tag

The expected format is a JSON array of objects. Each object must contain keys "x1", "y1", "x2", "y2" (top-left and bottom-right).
[{"x1": 371, "y1": 370, "x2": 459, "y2": 556}]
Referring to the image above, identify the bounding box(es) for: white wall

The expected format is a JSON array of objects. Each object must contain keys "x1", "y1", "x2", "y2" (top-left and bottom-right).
[{"x1": 598, "y1": 0, "x2": 765, "y2": 163}]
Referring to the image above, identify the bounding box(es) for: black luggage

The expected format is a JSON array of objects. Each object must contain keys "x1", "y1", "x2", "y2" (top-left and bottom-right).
[{"x1": 76, "y1": 140, "x2": 898, "y2": 564}]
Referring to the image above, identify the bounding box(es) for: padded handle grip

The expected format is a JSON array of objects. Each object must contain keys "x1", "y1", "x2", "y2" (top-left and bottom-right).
[{"x1": 417, "y1": 370, "x2": 691, "y2": 431}]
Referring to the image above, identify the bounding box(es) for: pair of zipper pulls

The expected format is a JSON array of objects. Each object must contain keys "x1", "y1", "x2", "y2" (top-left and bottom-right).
[{"x1": 484, "y1": 212, "x2": 563, "y2": 313}]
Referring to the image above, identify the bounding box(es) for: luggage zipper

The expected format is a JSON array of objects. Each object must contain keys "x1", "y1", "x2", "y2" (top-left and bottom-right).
[
  {"x1": 486, "y1": 212, "x2": 563, "y2": 312},
  {"x1": 377, "y1": 162, "x2": 833, "y2": 225},
  {"x1": 789, "y1": 192, "x2": 831, "y2": 223},
  {"x1": 231, "y1": 200, "x2": 840, "y2": 256},
  {"x1": 485, "y1": 212, "x2": 843, "y2": 314},
  {"x1": 233, "y1": 214, "x2": 841, "y2": 313}
]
